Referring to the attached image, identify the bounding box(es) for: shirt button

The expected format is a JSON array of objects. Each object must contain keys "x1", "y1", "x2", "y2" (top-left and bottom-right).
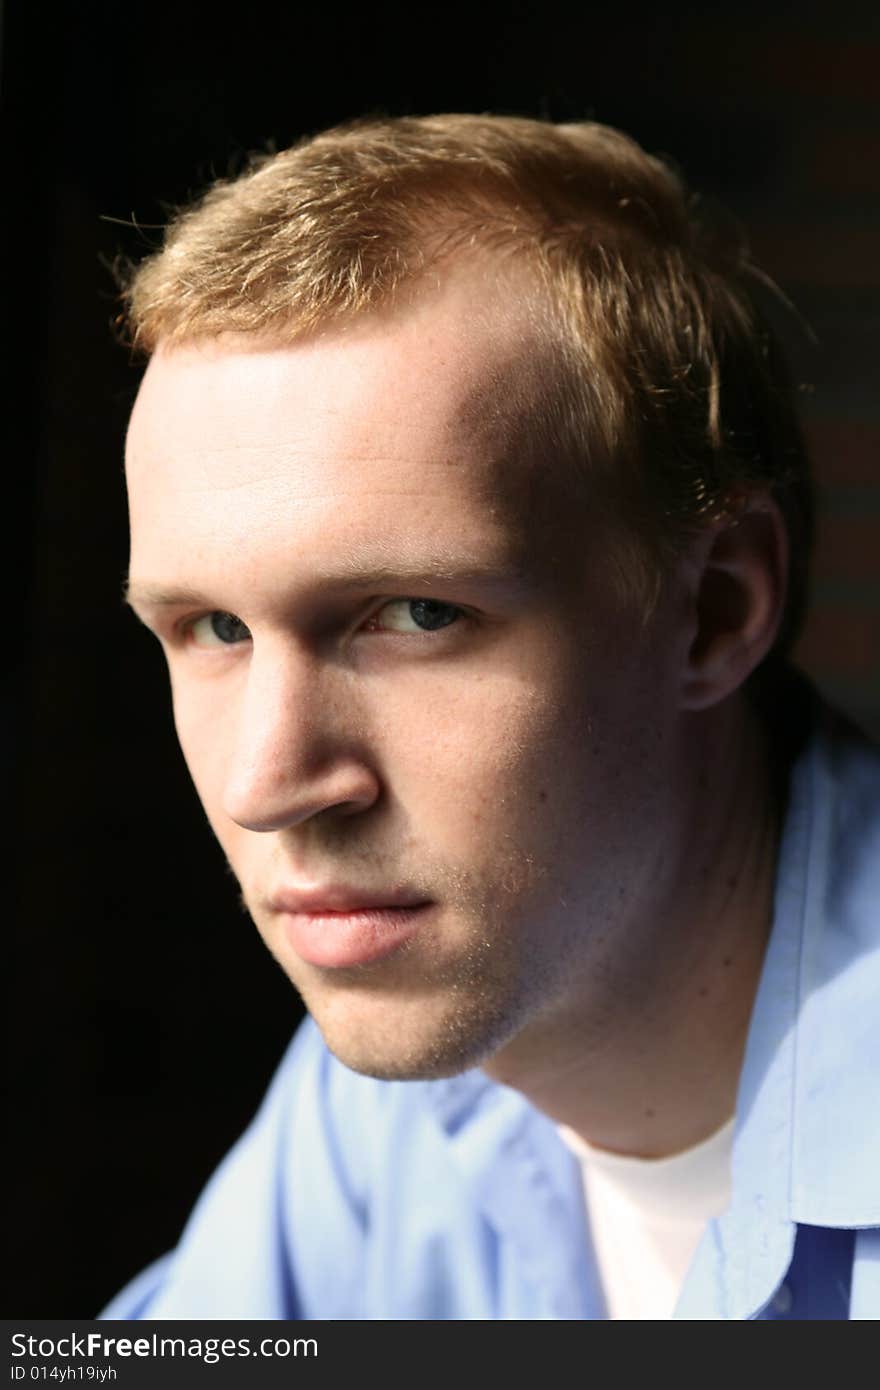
[{"x1": 770, "y1": 1283, "x2": 794, "y2": 1315}]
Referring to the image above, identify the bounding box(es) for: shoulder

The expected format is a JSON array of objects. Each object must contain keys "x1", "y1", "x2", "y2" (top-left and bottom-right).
[{"x1": 99, "y1": 1018, "x2": 480, "y2": 1318}]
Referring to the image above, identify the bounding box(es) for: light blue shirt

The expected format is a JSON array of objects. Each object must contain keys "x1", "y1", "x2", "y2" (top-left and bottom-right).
[{"x1": 102, "y1": 700, "x2": 880, "y2": 1320}]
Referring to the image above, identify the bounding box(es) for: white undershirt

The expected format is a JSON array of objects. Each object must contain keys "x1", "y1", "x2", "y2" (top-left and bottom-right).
[{"x1": 558, "y1": 1116, "x2": 735, "y2": 1320}]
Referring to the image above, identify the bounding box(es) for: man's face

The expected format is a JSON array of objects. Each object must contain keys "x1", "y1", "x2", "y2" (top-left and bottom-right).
[{"x1": 125, "y1": 276, "x2": 691, "y2": 1081}]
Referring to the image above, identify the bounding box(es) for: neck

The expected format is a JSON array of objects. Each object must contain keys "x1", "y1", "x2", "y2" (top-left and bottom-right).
[{"x1": 482, "y1": 693, "x2": 783, "y2": 1158}]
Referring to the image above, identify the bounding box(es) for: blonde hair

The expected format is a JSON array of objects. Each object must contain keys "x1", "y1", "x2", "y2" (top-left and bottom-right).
[{"x1": 121, "y1": 113, "x2": 813, "y2": 647}]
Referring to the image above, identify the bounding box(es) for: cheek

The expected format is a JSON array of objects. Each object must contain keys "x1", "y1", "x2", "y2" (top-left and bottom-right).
[
  {"x1": 168, "y1": 678, "x2": 233, "y2": 822},
  {"x1": 404, "y1": 646, "x2": 673, "y2": 873},
  {"x1": 383, "y1": 669, "x2": 588, "y2": 837}
]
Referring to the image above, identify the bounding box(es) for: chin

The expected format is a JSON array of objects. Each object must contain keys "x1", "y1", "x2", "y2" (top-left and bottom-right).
[{"x1": 303, "y1": 982, "x2": 525, "y2": 1084}]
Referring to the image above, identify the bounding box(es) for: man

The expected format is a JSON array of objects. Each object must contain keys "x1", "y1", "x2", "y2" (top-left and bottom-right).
[{"x1": 103, "y1": 114, "x2": 880, "y2": 1320}]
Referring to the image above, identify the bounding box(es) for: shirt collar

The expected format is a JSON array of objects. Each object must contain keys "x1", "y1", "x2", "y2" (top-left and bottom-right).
[
  {"x1": 678, "y1": 703, "x2": 880, "y2": 1317},
  {"x1": 424, "y1": 1068, "x2": 603, "y2": 1317}
]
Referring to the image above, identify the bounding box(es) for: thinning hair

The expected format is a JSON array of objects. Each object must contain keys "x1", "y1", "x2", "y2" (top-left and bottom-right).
[{"x1": 121, "y1": 113, "x2": 813, "y2": 650}]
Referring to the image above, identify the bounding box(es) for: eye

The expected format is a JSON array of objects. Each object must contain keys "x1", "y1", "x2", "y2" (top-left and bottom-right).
[
  {"x1": 187, "y1": 611, "x2": 252, "y2": 647},
  {"x1": 365, "y1": 599, "x2": 464, "y2": 634}
]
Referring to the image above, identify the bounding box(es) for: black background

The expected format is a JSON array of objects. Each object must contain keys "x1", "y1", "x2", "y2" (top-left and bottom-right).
[{"x1": 5, "y1": 0, "x2": 880, "y2": 1316}]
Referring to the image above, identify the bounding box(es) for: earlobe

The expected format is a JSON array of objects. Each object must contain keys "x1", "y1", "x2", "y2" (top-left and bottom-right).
[{"x1": 681, "y1": 494, "x2": 789, "y2": 711}]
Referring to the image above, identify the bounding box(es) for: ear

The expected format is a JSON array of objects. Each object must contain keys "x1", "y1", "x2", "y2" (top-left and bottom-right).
[{"x1": 680, "y1": 491, "x2": 789, "y2": 711}]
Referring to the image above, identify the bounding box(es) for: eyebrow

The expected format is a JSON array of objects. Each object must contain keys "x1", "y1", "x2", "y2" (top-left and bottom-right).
[
  {"x1": 124, "y1": 581, "x2": 211, "y2": 611},
  {"x1": 122, "y1": 557, "x2": 529, "y2": 612}
]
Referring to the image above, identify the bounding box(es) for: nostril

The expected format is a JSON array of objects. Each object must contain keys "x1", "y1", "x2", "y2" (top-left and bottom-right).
[{"x1": 223, "y1": 758, "x2": 381, "y2": 833}]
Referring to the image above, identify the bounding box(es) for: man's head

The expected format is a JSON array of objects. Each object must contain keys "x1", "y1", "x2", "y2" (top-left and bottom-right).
[{"x1": 123, "y1": 115, "x2": 806, "y2": 1083}]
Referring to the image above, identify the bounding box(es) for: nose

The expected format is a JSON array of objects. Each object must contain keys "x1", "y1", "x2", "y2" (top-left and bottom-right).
[{"x1": 220, "y1": 642, "x2": 381, "y2": 832}]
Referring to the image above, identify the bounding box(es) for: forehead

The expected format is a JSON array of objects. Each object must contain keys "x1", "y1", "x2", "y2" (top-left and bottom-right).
[{"x1": 125, "y1": 276, "x2": 584, "y2": 579}]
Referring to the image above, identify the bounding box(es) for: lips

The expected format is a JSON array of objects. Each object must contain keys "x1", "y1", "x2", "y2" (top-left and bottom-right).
[
  {"x1": 269, "y1": 882, "x2": 431, "y2": 914},
  {"x1": 268, "y1": 883, "x2": 434, "y2": 968}
]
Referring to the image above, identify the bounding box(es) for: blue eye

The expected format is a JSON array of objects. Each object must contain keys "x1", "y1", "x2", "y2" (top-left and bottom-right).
[
  {"x1": 189, "y1": 612, "x2": 251, "y2": 647},
  {"x1": 370, "y1": 600, "x2": 462, "y2": 633}
]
